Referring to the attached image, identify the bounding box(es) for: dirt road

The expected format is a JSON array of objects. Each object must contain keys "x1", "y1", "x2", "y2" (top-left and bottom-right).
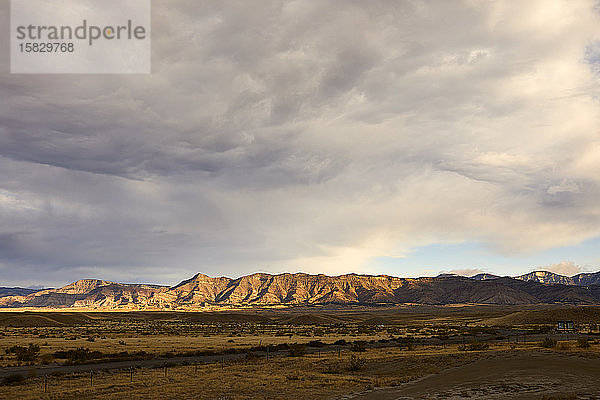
[{"x1": 348, "y1": 351, "x2": 600, "y2": 399}]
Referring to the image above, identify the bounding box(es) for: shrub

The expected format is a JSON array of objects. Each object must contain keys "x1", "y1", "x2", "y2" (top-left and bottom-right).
[
  {"x1": 5, "y1": 344, "x2": 40, "y2": 361},
  {"x1": 39, "y1": 354, "x2": 55, "y2": 365},
  {"x1": 577, "y1": 337, "x2": 590, "y2": 349},
  {"x1": 541, "y1": 394, "x2": 577, "y2": 400},
  {"x1": 351, "y1": 341, "x2": 366, "y2": 352},
  {"x1": 244, "y1": 351, "x2": 261, "y2": 362},
  {"x1": 288, "y1": 344, "x2": 306, "y2": 357},
  {"x1": 53, "y1": 347, "x2": 103, "y2": 363},
  {"x1": 458, "y1": 341, "x2": 489, "y2": 351},
  {"x1": 556, "y1": 342, "x2": 570, "y2": 351},
  {"x1": 468, "y1": 326, "x2": 498, "y2": 335},
  {"x1": 470, "y1": 341, "x2": 489, "y2": 351},
  {"x1": 1, "y1": 373, "x2": 25, "y2": 386},
  {"x1": 348, "y1": 354, "x2": 366, "y2": 371},
  {"x1": 541, "y1": 337, "x2": 557, "y2": 348}
]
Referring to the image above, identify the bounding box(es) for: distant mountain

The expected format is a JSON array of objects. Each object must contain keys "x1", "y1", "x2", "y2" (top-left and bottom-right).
[
  {"x1": 0, "y1": 287, "x2": 41, "y2": 298},
  {"x1": 572, "y1": 272, "x2": 600, "y2": 286},
  {"x1": 0, "y1": 280, "x2": 169, "y2": 309},
  {"x1": 3, "y1": 271, "x2": 600, "y2": 309},
  {"x1": 514, "y1": 271, "x2": 600, "y2": 286},
  {"x1": 470, "y1": 273, "x2": 500, "y2": 281}
]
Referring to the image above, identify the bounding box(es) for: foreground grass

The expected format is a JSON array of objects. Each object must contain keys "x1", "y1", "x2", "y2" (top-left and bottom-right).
[
  {"x1": 3, "y1": 340, "x2": 600, "y2": 399},
  {"x1": 0, "y1": 345, "x2": 485, "y2": 400}
]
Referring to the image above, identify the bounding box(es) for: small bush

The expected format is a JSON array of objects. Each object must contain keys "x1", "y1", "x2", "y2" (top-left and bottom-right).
[
  {"x1": 5, "y1": 344, "x2": 40, "y2": 361},
  {"x1": 541, "y1": 337, "x2": 557, "y2": 348},
  {"x1": 555, "y1": 342, "x2": 570, "y2": 351},
  {"x1": 351, "y1": 341, "x2": 366, "y2": 352},
  {"x1": 458, "y1": 341, "x2": 489, "y2": 351},
  {"x1": 39, "y1": 354, "x2": 55, "y2": 365},
  {"x1": 541, "y1": 394, "x2": 577, "y2": 400},
  {"x1": 244, "y1": 351, "x2": 261, "y2": 362},
  {"x1": 348, "y1": 354, "x2": 366, "y2": 371},
  {"x1": 53, "y1": 347, "x2": 102, "y2": 363},
  {"x1": 288, "y1": 344, "x2": 306, "y2": 357},
  {"x1": 468, "y1": 326, "x2": 498, "y2": 335},
  {"x1": 1, "y1": 373, "x2": 25, "y2": 386},
  {"x1": 577, "y1": 337, "x2": 590, "y2": 348}
]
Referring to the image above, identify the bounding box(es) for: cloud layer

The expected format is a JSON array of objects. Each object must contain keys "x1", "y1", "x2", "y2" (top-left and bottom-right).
[{"x1": 1, "y1": 0, "x2": 600, "y2": 286}]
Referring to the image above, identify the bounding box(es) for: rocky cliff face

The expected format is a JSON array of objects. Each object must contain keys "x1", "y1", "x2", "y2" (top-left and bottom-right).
[
  {"x1": 514, "y1": 271, "x2": 600, "y2": 286},
  {"x1": 515, "y1": 271, "x2": 574, "y2": 285},
  {"x1": 0, "y1": 287, "x2": 40, "y2": 298},
  {"x1": 3, "y1": 271, "x2": 600, "y2": 309}
]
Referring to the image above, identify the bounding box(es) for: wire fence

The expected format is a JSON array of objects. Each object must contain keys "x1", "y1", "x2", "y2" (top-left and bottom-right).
[{"x1": 1, "y1": 349, "x2": 347, "y2": 397}]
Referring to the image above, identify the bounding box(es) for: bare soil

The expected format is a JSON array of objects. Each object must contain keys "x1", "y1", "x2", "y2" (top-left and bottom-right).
[{"x1": 349, "y1": 351, "x2": 600, "y2": 399}]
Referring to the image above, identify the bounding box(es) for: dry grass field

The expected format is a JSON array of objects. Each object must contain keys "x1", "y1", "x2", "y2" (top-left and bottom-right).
[
  {"x1": 2, "y1": 342, "x2": 600, "y2": 399},
  {"x1": 0, "y1": 344, "x2": 498, "y2": 399},
  {"x1": 1, "y1": 306, "x2": 600, "y2": 399}
]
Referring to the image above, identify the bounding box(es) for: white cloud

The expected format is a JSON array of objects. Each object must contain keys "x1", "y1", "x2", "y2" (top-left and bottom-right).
[
  {"x1": 543, "y1": 261, "x2": 585, "y2": 276},
  {"x1": 443, "y1": 268, "x2": 488, "y2": 277}
]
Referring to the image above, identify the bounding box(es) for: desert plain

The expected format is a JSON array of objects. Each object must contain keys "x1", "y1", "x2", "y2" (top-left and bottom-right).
[{"x1": 0, "y1": 305, "x2": 599, "y2": 399}]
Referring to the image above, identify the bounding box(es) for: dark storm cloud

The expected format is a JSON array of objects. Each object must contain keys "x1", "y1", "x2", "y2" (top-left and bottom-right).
[{"x1": 1, "y1": 0, "x2": 600, "y2": 286}]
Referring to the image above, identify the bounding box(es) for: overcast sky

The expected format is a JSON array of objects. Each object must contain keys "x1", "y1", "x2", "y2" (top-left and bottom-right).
[{"x1": 1, "y1": 0, "x2": 600, "y2": 287}]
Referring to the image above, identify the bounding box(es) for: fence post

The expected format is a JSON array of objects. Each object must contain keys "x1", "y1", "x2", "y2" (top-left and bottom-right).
[
  {"x1": 266, "y1": 347, "x2": 269, "y2": 361},
  {"x1": 90, "y1": 370, "x2": 93, "y2": 387},
  {"x1": 44, "y1": 375, "x2": 47, "y2": 393},
  {"x1": 130, "y1": 366, "x2": 134, "y2": 382},
  {"x1": 221, "y1": 356, "x2": 224, "y2": 370},
  {"x1": 338, "y1": 346, "x2": 341, "y2": 358}
]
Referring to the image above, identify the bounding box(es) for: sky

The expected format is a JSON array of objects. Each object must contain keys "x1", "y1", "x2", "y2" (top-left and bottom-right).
[{"x1": 1, "y1": 0, "x2": 600, "y2": 287}]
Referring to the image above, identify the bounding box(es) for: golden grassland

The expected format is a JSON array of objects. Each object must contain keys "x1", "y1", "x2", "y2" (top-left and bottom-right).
[
  {"x1": 0, "y1": 332, "x2": 393, "y2": 368},
  {"x1": 2, "y1": 341, "x2": 599, "y2": 400},
  {"x1": 1, "y1": 307, "x2": 600, "y2": 399}
]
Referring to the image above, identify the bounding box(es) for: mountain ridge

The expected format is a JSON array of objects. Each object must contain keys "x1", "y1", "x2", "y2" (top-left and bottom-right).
[{"x1": 2, "y1": 270, "x2": 600, "y2": 309}]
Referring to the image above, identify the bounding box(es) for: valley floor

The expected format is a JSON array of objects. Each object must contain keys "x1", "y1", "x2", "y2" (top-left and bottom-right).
[
  {"x1": 2, "y1": 306, "x2": 600, "y2": 399},
  {"x1": 2, "y1": 343, "x2": 600, "y2": 399}
]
